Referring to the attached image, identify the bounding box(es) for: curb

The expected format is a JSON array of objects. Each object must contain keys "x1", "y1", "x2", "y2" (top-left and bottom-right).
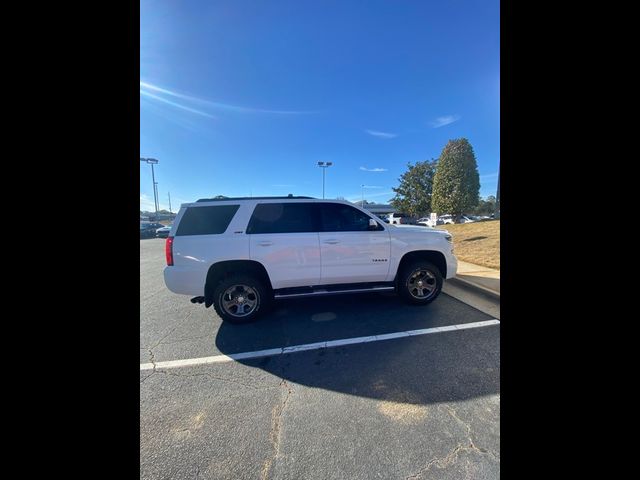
[{"x1": 448, "y1": 277, "x2": 500, "y2": 300}]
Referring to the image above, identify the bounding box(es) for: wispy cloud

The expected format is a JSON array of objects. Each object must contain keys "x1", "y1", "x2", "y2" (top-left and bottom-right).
[
  {"x1": 140, "y1": 81, "x2": 317, "y2": 115},
  {"x1": 360, "y1": 166, "x2": 388, "y2": 172},
  {"x1": 140, "y1": 90, "x2": 217, "y2": 119},
  {"x1": 140, "y1": 194, "x2": 154, "y2": 211},
  {"x1": 140, "y1": 193, "x2": 167, "y2": 211},
  {"x1": 361, "y1": 185, "x2": 384, "y2": 189},
  {"x1": 480, "y1": 172, "x2": 499, "y2": 180},
  {"x1": 271, "y1": 184, "x2": 295, "y2": 187},
  {"x1": 430, "y1": 115, "x2": 461, "y2": 128},
  {"x1": 365, "y1": 129, "x2": 397, "y2": 139}
]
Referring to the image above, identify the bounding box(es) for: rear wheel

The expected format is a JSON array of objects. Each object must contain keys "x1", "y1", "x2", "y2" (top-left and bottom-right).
[
  {"x1": 213, "y1": 275, "x2": 271, "y2": 324},
  {"x1": 397, "y1": 261, "x2": 443, "y2": 305}
]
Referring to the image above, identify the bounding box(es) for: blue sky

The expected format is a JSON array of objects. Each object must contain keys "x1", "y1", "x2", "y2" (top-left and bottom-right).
[{"x1": 140, "y1": 0, "x2": 499, "y2": 211}]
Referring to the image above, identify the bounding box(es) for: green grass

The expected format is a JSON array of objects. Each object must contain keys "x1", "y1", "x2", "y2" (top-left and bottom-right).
[{"x1": 436, "y1": 220, "x2": 500, "y2": 270}]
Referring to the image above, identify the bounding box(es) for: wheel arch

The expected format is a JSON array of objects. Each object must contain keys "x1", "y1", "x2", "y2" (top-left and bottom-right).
[
  {"x1": 204, "y1": 260, "x2": 272, "y2": 308},
  {"x1": 396, "y1": 250, "x2": 447, "y2": 280}
]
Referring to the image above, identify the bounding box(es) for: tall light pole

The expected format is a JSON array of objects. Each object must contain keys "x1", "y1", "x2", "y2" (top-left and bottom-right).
[
  {"x1": 317, "y1": 161, "x2": 333, "y2": 199},
  {"x1": 140, "y1": 158, "x2": 159, "y2": 218},
  {"x1": 168, "y1": 192, "x2": 172, "y2": 214},
  {"x1": 154, "y1": 181, "x2": 159, "y2": 213}
]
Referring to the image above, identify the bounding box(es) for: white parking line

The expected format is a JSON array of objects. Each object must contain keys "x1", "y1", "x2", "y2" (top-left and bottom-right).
[{"x1": 140, "y1": 319, "x2": 500, "y2": 371}]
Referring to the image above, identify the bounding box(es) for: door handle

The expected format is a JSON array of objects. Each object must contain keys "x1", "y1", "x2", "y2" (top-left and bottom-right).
[
  {"x1": 258, "y1": 241, "x2": 273, "y2": 246},
  {"x1": 323, "y1": 239, "x2": 339, "y2": 244}
]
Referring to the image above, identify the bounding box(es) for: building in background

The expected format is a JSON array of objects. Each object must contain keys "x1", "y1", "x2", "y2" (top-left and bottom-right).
[{"x1": 352, "y1": 201, "x2": 396, "y2": 217}]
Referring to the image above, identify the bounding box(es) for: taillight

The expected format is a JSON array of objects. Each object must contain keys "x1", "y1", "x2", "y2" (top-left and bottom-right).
[{"x1": 165, "y1": 236, "x2": 174, "y2": 266}]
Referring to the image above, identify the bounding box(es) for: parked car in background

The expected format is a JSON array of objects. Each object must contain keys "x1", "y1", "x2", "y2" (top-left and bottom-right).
[
  {"x1": 439, "y1": 214, "x2": 476, "y2": 224},
  {"x1": 387, "y1": 212, "x2": 418, "y2": 225},
  {"x1": 140, "y1": 222, "x2": 164, "y2": 238},
  {"x1": 417, "y1": 217, "x2": 445, "y2": 228},
  {"x1": 156, "y1": 224, "x2": 172, "y2": 238}
]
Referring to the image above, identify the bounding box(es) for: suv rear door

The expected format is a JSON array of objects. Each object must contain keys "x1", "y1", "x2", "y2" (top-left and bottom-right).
[
  {"x1": 247, "y1": 202, "x2": 321, "y2": 289},
  {"x1": 317, "y1": 202, "x2": 391, "y2": 284}
]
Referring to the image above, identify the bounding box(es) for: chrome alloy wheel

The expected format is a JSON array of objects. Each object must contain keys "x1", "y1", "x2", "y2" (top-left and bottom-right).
[
  {"x1": 406, "y1": 269, "x2": 437, "y2": 300},
  {"x1": 220, "y1": 284, "x2": 259, "y2": 317}
]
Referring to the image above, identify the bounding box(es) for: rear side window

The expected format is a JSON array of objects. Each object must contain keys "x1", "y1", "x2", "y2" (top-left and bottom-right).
[
  {"x1": 175, "y1": 205, "x2": 240, "y2": 236},
  {"x1": 247, "y1": 203, "x2": 317, "y2": 234},
  {"x1": 319, "y1": 203, "x2": 383, "y2": 232}
]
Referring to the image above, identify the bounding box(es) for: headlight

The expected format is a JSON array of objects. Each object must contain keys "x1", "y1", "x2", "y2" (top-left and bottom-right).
[{"x1": 444, "y1": 234, "x2": 454, "y2": 253}]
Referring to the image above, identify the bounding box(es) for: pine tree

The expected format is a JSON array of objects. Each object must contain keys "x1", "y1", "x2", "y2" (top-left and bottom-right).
[{"x1": 432, "y1": 138, "x2": 480, "y2": 222}]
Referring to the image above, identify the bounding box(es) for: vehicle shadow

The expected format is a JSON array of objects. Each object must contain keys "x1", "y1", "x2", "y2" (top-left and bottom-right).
[{"x1": 214, "y1": 293, "x2": 500, "y2": 405}]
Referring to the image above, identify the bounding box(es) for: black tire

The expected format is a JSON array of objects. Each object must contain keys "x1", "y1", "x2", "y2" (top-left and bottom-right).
[
  {"x1": 212, "y1": 274, "x2": 271, "y2": 324},
  {"x1": 397, "y1": 261, "x2": 443, "y2": 305}
]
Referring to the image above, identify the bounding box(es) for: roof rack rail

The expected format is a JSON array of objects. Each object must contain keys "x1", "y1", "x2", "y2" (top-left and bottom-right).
[{"x1": 196, "y1": 195, "x2": 315, "y2": 202}]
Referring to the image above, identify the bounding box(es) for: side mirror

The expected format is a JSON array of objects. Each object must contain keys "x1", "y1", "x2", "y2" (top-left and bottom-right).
[{"x1": 368, "y1": 219, "x2": 379, "y2": 230}]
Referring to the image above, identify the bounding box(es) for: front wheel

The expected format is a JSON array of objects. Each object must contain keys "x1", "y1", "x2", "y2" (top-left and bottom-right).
[
  {"x1": 397, "y1": 261, "x2": 443, "y2": 305},
  {"x1": 212, "y1": 275, "x2": 271, "y2": 324}
]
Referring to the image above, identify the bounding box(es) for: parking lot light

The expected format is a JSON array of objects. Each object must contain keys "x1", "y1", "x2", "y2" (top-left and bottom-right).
[
  {"x1": 141, "y1": 157, "x2": 159, "y2": 218},
  {"x1": 317, "y1": 161, "x2": 333, "y2": 199}
]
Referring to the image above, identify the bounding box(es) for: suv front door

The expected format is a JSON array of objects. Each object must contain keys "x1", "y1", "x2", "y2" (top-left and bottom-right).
[
  {"x1": 247, "y1": 202, "x2": 321, "y2": 289},
  {"x1": 317, "y1": 203, "x2": 391, "y2": 284}
]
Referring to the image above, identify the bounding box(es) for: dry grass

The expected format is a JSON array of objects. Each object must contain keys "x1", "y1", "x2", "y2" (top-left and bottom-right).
[{"x1": 436, "y1": 220, "x2": 500, "y2": 269}]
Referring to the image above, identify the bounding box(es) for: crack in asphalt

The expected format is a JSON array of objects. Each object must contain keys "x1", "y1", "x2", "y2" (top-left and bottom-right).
[
  {"x1": 147, "y1": 347, "x2": 157, "y2": 370},
  {"x1": 140, "y1": 311, "x2": 195, "y2": 383},
  {"x1": 139, "y1": 372, "x2": 155, "y2": 384},
  {"x1": 155, "y1": 333, "x2": 212, "y2": 346},
  {"x1": 140, "y1": 347, "x2": 158, "y2": 384},
  {"x1": 406, "y1": 442, "x2": 469, "y2": 479},
  {"x1": 152, "y1": 369, "x2": 280, "y2": 391},
  {"x1": 260, "y1": 360, "x2": 294, "y2": 480},
  {"x1": 146, "y1": 311, "x2": 194, "y2": 348},
  {"x1": 444, "y1": 404, "x2": 500, "y2": 461},
  {"x1": 405, "y1": 404, "x2": 499, "y2": 479}
]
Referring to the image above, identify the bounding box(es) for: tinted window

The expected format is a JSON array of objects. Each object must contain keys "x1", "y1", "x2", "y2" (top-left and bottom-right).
[
  {"x1": 319, "y1": 203, "x2": 383, "y2": 232},
  {"x1": 176, "y1": 205, "x2": 240, "y2": 236},
  {"x1": 247, "y1": 203, "x2": 317, "y2": 234}
]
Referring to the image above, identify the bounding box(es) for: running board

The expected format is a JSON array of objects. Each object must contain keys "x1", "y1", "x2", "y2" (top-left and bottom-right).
[{"x1": 274, "y1": 285, "x2": 395, "y2": 299}]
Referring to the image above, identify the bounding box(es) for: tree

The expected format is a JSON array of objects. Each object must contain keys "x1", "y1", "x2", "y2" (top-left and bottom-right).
[
  {"x1": 389, "y1": 159, "x2": 438, "y2": 217},
  {"x1": 432, "y1": 138, "x2": 480, "y2": 222},
  {"x1": 472, "y1": 196, "x2": 496, "y2": 215}
]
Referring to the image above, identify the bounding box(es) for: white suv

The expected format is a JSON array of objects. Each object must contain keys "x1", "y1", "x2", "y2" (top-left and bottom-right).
[{"x1": 164, "y1": 197, "x2": 457, "y2": 324}]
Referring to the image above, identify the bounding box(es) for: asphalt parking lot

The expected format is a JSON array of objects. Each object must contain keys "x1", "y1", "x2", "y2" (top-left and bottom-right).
[{"x1": 140, "y1": 238, "x2": 500, "y2": 479}]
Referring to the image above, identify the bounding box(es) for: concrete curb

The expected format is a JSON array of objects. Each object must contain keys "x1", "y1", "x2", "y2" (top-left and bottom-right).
[{"x1": 448, "y1": 277, "x2": 500, "y2": 300}]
